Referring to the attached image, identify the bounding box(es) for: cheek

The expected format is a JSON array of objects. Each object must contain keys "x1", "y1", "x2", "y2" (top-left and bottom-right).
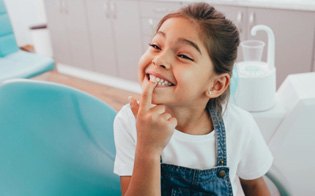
[
  {"x1": 176, "y1": 68, "x2": 209, "y2": 92},
  {"x1": 137, "y1": 52, "x2": 151, "y2": 82},
  {"x1": 175, "y1": 69, "x2": 195, "y2": 87}
]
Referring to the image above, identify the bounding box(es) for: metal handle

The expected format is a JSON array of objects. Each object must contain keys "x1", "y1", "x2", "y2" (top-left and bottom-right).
[
  {"x1": 61, "y1": 0, "x2": 68, "y2": 14},
  {"x1": 312, "y1": 26, "x2": 315, "y2": 71},
  {"x1": 236, "y1": 11, "x2": 243, "y2": 34},
  {"x1": 59, "y1": 0, "x2": 64, "y2": 13},
  {"x1": 110, "y1": 2, "x2": 116, "y2": 19},
  {"x1": 148, "y1": 18, "x2": 155, "y2": 34},
  {"x1": 103, "y1": 2, "x2": 110, "y2": 18},
  {"x1": 248, "y1": 12, "x2": 255, "y2": 31}
]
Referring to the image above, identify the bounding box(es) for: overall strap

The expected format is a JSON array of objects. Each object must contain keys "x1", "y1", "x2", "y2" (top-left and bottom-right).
[{"x1": 207, "y1": 101, "x2": 227, "y2": 167}]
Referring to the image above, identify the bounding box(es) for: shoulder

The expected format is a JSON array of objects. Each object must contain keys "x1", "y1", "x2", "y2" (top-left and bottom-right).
[
  {"x1": 114, "y1": 104, "x2": 135, "y2": 126},
  {"x1": 223, "y1": 103, "x2": 258, "y2": 135},
  {"x1": 223, "y1": 103, "x2": 254, "y2": 122},
  {"x1": 223, "y1": 103, "x2": 264, "y2": 151}
]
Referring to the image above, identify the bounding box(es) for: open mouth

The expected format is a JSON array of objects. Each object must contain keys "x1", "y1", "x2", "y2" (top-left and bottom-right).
[{"x1": 147, "y1": 74, "x2": 175, "y2": 87}]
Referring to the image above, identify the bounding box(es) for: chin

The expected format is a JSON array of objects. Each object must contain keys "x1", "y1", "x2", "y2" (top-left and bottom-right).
[
  {"x1": 151, "y1": 95, "x2": 164, "y2": 105},
  {"x1": 152, "y1": 96, "x2": 173, "y2": 106}
]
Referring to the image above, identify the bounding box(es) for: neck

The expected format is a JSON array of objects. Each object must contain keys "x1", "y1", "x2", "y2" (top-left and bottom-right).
[{"x1": 167, "y1": 103, "x2": 213, "y2": 135}]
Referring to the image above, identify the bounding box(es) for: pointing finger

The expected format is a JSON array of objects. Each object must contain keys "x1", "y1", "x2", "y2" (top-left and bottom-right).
[{"x1": 139, "y1": 81, "x2": 157, "y2": 112}]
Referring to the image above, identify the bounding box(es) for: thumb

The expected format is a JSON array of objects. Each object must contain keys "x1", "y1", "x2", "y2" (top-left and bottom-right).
[{"x1": 129, "y1": 96, "x2": 139, "y2": 118}]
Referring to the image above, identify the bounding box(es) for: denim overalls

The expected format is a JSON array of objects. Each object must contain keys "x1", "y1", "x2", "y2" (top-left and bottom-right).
[{"x1": 161, "y1": 102, "x2": 233, "y2": 196}]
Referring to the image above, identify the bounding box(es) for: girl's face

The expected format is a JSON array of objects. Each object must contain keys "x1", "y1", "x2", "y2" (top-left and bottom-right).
[{"x1": 138, "y1": 17, "x2": 215, "y2": 107}]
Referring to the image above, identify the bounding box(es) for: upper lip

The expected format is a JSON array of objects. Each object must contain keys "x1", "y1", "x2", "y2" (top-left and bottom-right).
[{"x1": 145, "y1": 71, "x2": 176, "y2": 85}]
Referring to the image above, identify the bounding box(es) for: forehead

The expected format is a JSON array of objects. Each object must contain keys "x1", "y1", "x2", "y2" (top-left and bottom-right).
[{"x1": 157, "y1": 17, "x2": 202, "y2": 44}]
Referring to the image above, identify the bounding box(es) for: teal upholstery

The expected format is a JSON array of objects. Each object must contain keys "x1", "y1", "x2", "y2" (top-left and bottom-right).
[
  {"x1": 0, "y1": 0, "x2": 54, "y2": 81},
  {"x1": 0, "y1": 79, "x2": 121, "y2": 196},
  {"x1": 0, "y1": 0, "x2": 18, "y2": 56},
  {"x1": 0, "y1": 0, "x2": 5, "y2": 13},
  {"x1": 266, "y1": 166, "x2": 291, "y2": 196},
  {"x1": 1, "y1": 50, "x2": 54, "y2": 80}
]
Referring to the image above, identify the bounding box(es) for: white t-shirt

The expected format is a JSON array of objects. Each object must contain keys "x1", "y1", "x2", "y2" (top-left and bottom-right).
[{"x1": 113, "y1": 103, "x2": 273, "y2": 195}]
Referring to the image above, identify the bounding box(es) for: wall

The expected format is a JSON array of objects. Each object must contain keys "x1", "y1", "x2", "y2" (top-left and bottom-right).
[{"x1": 4, "y1": 0, "x2": 46, "y2": 46}]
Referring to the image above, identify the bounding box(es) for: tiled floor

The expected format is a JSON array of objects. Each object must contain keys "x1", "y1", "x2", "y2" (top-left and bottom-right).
[{"x1": 33, "y1": 70, "x2": 140, "y2": 111}]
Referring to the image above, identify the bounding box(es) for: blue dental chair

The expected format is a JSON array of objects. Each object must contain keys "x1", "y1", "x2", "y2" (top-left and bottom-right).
[
  {"x1": 0, "y1": 0, "x2": 54, "y2": 82},
  {"x1": 0, "y1": 79, "x2": 121, "y2": 196}
]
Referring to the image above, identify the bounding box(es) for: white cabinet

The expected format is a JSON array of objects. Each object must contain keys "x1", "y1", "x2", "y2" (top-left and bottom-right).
[
  {"x1": 215, "y1": 5, "x2": 315, "y2": 87},
  {"x1": 45, "y1": 1, "x2": 315, "y2": 84},
  {"x1": 46, "y1": 0, "x2": 142, "y2": 81},
  {"x1": 44, "y1": 0, "x2": 93, "y2": 70}
]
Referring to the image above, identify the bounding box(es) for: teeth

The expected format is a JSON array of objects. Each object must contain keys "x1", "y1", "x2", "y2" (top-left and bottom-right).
[{"x1": 149, "y1": 74, "x2": 173, "y2": 86}]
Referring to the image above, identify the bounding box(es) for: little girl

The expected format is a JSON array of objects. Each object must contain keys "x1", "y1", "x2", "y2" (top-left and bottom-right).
[{"x1": 113, "y1": 2, "x2": 273, "y2": 195}]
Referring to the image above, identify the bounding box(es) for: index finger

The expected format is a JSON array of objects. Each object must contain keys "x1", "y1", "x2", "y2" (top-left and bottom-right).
[{"x1": 139, "y1": 81, "x2": 157, "y2": 111}]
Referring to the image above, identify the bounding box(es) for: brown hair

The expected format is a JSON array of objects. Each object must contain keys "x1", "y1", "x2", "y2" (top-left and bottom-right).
[{"x1": 156, "y1": 2, "x2": 240, "y2": 113}]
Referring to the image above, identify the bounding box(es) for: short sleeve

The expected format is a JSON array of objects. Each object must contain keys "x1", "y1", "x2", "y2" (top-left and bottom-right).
[
  {"x1": 113, "y1": 104, "x2": 137, "y2": 176},
  {"x1": 237, "y1": 115, "x2": 273, "y2": 180}
]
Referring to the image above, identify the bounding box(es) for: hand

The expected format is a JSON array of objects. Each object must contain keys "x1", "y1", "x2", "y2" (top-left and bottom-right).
[{"x1": 129, "y1": 81, "x2": 177, "y2": 156}]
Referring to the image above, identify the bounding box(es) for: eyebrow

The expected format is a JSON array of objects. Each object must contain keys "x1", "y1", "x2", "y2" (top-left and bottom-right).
[
  {"x1": 178, "y1": 38, "x2": 202, "y2": 55},
  {"x1": 156, "y1": 31, "x2": 202, "y2": 55}
]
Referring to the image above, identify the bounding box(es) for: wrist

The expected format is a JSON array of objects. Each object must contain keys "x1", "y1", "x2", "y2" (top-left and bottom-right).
[{"x1": 135, "y1": 145, "x2": 162, "y2": 162}]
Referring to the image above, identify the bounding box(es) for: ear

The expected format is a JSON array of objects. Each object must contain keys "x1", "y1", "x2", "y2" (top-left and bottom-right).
[{"x1": 206, "y1": 73, "x2": 230, "y2": 98}]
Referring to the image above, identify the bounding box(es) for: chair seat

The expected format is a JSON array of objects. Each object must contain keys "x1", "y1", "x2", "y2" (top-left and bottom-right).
[{"x1": 0, "y1": 50, "x2": 54, "y2": 81}]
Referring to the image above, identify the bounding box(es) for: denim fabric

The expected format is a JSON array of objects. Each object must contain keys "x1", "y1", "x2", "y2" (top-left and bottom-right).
[{"x1": 161, "y1": 101, "x2": 233, "y2": 196}]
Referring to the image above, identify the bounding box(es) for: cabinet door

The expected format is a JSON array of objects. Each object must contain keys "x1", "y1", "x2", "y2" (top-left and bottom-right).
[
  {"x1": 86, "y1": 0, "x2": 117, "y2": 76},
  {"x1": 64, "y1": 0, "x2": 93, "y2": 70},
  {"x1": 45, "y1": 0, "x2": 93, "y2": 69},
  {"x1": 113, "y1": 0, "x2": 143, "y2": 81},
  {"x1": 44, "y1": 0, "x2": 72, "y2": 65},
  {"x1": 247, "y1": 8, "x2": 315, "y2": 86}
]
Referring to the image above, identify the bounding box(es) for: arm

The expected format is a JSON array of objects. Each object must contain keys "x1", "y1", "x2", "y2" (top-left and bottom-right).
[
  {"x1": 120, "y1": 147, "x2": 161, "y2": 196},
  {"x1": 121, "y1": 81, "x2": 177, "y2": 196},
  {"x1": 240, "y1": 177, "x2": 270, "y2": 196}
]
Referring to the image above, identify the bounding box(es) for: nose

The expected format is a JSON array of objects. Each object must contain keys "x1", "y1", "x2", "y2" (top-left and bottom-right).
[{"x1": 152, "y1": 51, "x2": 171, "y2": 69}]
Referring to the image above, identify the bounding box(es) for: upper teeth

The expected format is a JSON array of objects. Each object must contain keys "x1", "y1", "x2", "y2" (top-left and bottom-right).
[{"x1": 149, "y1": 75, "x2": 173, "y2": 86}]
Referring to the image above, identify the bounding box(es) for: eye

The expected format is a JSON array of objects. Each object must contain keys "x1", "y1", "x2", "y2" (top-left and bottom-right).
[
  {"x1": 178, "y1": 54, "x2": 194, "y2": 61},
  {"x1": 149, "y1": 43, "x2": 161, "y2": 50}
]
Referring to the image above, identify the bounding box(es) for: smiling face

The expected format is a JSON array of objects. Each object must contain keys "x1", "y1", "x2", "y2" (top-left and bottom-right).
[{"x1": 138, "y1": 17, "x2": 216, "y2": 108}]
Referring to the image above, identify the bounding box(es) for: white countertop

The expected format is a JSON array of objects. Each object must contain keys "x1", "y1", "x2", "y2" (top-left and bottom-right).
[
  {"x1": 207, "y1": 0, "x2": 315, "y2": 12},
  {"x1": 156, "y1": 0, "x2": 315, "y2": 12}
]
